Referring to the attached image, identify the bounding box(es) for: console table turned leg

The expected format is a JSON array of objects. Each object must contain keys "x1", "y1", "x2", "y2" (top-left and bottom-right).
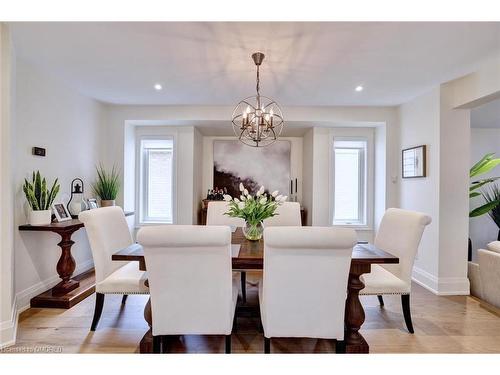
[
  {"x1": 344, "y1": 264, "x2": 370, "y2": 353},
  {"x1": 52, "y1": 229, "x2": 80, "y2": 295}
]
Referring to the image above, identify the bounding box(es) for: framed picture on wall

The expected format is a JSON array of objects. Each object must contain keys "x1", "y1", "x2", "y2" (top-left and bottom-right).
[{"x1": 402, "y1": 145, "x2": 427, "y2": 178}]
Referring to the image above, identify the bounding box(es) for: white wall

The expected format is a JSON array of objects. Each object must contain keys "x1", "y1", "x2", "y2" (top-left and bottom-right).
[
  {"x1": 469, "y1": 128, "x2": 500, "y2": 256},
  {"x1": 0, "y1": 23, "x2": 16, "y2": 348},
  {"x1": 399, "y1": 84, "x2": 472, "y2": 295},
  {"x1": 13, "y1": 59, "x2": 104, "y2": 308},
  {"x1": 399, "y1": 88, "x2": 441, "y2": 282}
]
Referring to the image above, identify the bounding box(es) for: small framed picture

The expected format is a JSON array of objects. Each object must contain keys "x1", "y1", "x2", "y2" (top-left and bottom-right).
[
  {"x1": 52, "y1": 203, "x2": 72, "y2": 222},
  {"x1": 87, "y1": 198, "x2": 99, "y2": 209},
  {"x1": 402, "y1": 145, "x2": 427, "y2": 178}
]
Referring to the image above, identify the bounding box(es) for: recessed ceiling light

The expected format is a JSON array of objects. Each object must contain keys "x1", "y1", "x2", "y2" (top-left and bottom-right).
[
  {"x1": 154, "y1": 84, "x2": 162, "y2": 91},
  {"x1": 355, "y1": 85, "x2": 364, "y2": 92}
]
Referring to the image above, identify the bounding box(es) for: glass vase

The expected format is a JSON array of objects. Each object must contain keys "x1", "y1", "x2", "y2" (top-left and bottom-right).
[{"x1": 243, "y1": 221, "x2": 264, "y2": 241}]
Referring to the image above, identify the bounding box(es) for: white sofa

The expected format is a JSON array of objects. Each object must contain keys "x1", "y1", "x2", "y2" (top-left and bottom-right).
[{"x1": 468, "y1": 241, "x2": 500, "y2": 308}]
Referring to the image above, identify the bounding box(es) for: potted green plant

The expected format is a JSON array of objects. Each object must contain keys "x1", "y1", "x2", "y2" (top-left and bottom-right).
[
  {"x1": 478, "y1": 184, "x2": 500, "y2": 240},
  {"x1": 92, "y1": 164, "x2": 120, "y2": 207},
  {"x1": 224, "y1": 183, "x2": 286, "y2": 241},
  {"x1": 469, "y1": 153, "x2": 500, "y2": 217},
  {"x1": 23, "y1": 171, "x2": 60, "y2": 226}
]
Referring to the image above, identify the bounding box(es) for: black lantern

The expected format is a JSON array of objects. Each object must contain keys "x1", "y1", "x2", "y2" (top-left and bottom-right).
[{"x1": 67, "y1": 178, "x2": 87, "y2": 218}]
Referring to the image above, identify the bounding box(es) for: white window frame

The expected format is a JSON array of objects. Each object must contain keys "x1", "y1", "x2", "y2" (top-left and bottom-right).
[
  {"x1": 135, "y1": 133, "x2": 177, "y2": 226},
  {"x1": 329, "y1": 128, "x2": 374, "y2": 230}
]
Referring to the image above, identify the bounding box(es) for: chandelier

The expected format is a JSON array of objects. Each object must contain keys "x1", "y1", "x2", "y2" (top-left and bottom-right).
[{"x1": 231, "y1": 52, "x2": 284, "y2": 147}]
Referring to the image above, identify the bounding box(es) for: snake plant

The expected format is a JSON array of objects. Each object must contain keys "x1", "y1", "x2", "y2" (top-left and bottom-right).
[{"x1": 23, "y1": 171, "x2": 60, "y2": 211}]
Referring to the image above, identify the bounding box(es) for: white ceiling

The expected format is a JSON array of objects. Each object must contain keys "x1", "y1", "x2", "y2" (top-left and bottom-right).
[
  {"x1": 471, "y1": 97, "x2": 500, "y2": 128},
  {"x1": 10, "y1": 22, "x2": 500, "y2": 106}
]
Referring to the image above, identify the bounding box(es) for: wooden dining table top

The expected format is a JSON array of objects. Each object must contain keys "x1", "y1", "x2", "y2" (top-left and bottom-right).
[{"x1": 112, "y1": 227, "x2": 399, "y2": 271}]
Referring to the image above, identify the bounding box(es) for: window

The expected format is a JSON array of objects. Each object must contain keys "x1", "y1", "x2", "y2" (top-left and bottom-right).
[
  {"x1": 333, "y1": 139, "x2": 367, "y2": 226},
  {"x1": 139, "y1": 138, "x2": 174, "y2": 224}
]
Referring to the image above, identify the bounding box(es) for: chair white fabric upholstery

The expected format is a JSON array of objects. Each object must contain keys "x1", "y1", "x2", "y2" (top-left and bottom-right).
[
  {"x1": 263, "y1": 202, "x2": 302, "y2": 227},
  {"x1": 138, "y1": 225, "x2": 238, "y2": 336},
  {"x1": 206, "y1": 201, "x2": 245, "y2": 227},
  {"x1": 259, "y1": 226, "x2": 356, "y2": 340},
  {"x1": 79, "y1": 207, "x2": 148, "y2": 295},
  {"x1": 360, "y1": 208, "x2": 431, "y2": 296}
]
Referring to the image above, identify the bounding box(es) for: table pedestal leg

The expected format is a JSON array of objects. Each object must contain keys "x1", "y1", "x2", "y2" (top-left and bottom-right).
[
  {"x1": 52, "y1": 229, "x2": 80, "y2": 295},
  {"x1": 140, "y1": 280, "x2": 153, "y2": 353},
  {"x1": 344, "y1": 264, "x2": 370, "y2": 353}
]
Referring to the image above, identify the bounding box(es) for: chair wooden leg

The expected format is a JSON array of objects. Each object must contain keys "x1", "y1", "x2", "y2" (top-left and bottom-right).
[
  {"x1": 90, "y1": 293, "x2": 105, "y2": 331},
  {"x1": 161, "y1": 336, "x2": 169, "y2": 353},
  {"x1": 336, "y1": 340, "x2": 346, "y2": 354},
  {"x1": 225, "y1": 335, "x2": 231, "y2": 354},
  {"x1": 121, "y1": 294, "x2": 128, "y2": 304},
  {"x1": 264, "y1": 337, "x2": 271, "y2": 354},
  {"x1": 377, "y1": 295, "x2": 384, "y2": 306},
  {"x1": 401, "y1": 294, "x2": 414, "y2": 333},
  {"x1": 153, "y1": 335, "x2": 162, "y2": 353},
  {"x1": 241, "y1": 272, "x2": 247, "y2": 303}
]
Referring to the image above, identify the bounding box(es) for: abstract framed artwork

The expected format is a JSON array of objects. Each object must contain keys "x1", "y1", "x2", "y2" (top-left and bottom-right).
[
  {"x1": 402, "y1": 145, "x2": 427, "y2": 178},
  {"x1": 213, "y1": 140, "x2": 291, "y2": 198}
]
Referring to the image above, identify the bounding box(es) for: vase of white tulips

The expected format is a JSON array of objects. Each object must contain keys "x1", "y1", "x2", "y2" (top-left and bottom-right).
[{"x1": 224, "y1": 183, "x2": 287, "y2": 241}]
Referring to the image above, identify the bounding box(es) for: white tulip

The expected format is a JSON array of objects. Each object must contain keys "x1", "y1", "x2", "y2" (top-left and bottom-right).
[
  {"x1": 239, "y1": 183, "x2": 244, "y2": 192},
  {"x1": 271, "y1": 190, "x2": 279, "y2": 197},
  {"x1": 259, "y1": 197, "x2": 267, "y2": 205},
  {"x1": 234, "y1": 197, "x2": 240, "y2": 203},
  {"x1": 223, "y1": 194, "x2": 232, "y2": 201},
  {"x1": 275, "y1": 194, "x2": 283, "y2": 201},
  {"x1": 258, "y1": 186, "x2": 265, "y2": 194},
  {"x1": 240, "y1": 195, "x2": 246, "y2": 201},
  {"x1": 243, "y1": 189, "x2": 249, "y2": 196},
  {"x1": 256, "y1": 190, "x2": 261, "y2": 197},
  {"x1": 238, "y1": 202, "x2": 245, "y2": 210},
  {"x1": 280, "y1": 195, "x2": 288, "y2": 202}
]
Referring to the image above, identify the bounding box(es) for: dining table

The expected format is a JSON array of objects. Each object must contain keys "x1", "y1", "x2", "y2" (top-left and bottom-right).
[{"x1": 112, "y1": 227, "x2": 399, "y2": 354}]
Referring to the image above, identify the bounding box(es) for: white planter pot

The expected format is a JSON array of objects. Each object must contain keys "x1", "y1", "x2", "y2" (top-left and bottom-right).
[{"x1": 28, "y1": 209, "x2": 52, "y2": 226}]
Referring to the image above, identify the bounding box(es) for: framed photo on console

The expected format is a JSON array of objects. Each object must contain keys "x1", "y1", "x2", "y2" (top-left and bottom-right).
[
  {"x1": 402, "y1": 145, "x2": 427, "y2": 178},
  {"x1": 52, "y1": 203, "x2": 72, "y2": 222}
]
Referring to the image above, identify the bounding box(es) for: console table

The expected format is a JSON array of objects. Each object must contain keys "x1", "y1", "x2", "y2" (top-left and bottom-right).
[{"x1": 19, "y1": 211, "x2": 134, "y2": 309}]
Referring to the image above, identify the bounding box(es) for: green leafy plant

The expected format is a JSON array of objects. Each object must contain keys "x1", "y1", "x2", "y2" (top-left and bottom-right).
[
  {"x1": 23, "y1": 171, "x2": 60, "y2": 211},
  {"x1": 92, "y1": 164, "x2": 120, "y2": 200},
  {"x1": 470, "y1": 153, "x2": 500, "y2": 217},
  {"x1": 480, "y1": 184, "x2": 500, "y2": 229}
]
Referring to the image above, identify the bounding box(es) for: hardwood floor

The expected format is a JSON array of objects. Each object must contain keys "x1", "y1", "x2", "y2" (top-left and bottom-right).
[{"x1": 7, "y1": 273, "x2": 500, "y2": 354}]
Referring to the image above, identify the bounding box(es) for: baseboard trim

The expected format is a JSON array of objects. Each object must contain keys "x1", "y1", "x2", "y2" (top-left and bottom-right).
[
  {"x1": 412, "y1": 266, "x2": 470, "y2": 296},
  {"x1": 0, "y1": 259, "x2": 94, "y2": 349},
  {"x1": 0, "y1": 295, "x2": 18, "y2": 349}
]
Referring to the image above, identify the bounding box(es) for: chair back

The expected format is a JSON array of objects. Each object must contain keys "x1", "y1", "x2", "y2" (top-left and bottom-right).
[
  {"x1": 263, "y1": 202, "x2": 302, "y2": 227},
  {"x1": 375, "y1": 208, "x2": 431, "y2": 284},
  {"x1": 261, "y1": 226, "x2": 356, "y2": 339},
  {"x1": 138, "y1": 225, "x2": 234, "y2": 335},
  {"x1": 78, "y1": 207, "x2": 133, "y2": 284},
  {"x1": 206, "y1": 201, "x2": 245, "y2": 227}
]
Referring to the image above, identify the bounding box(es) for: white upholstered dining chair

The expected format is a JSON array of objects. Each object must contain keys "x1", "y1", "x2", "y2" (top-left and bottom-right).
[
  {"x1": 206, "y1": 201, "x2": 248, "y2": 302},
  {"x1": 138, "y1": 225, "x2": 238, "y2": 353},
  {"x1": 79, "y1": 207, "x2": 149, "y2": 331},
  {"x1": 259, "y1": 226, "x2": 357, "y2": 353},
  {"x1": 360, "y1": 208, "x2": 431, "y2": 333},
  {"x1": 263, "y1": 202, "x2": 302, "y2": 227},
  {"x1": 206, "y1": 201, "x2": 245, "y2": 227}
]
